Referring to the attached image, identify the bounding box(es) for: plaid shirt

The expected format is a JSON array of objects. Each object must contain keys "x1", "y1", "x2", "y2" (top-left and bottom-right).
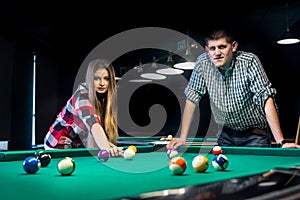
[
  {"x1": 44, "y1": 83, "x2": 102, "y2": 148},
  {"x1": 185, "y1": 51, "x2": 277, "y2": 131}
]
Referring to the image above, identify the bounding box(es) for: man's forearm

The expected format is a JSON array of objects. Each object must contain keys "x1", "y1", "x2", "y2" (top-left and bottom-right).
[
  {"x1": 264, "y1": 97, "x2": 284, "y2": 143},
  {"x1": 180, "y1": 99, "x2": 196, "y2": 141}
]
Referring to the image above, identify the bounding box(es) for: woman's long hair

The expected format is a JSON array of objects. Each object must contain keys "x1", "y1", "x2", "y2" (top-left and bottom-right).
[{"x1": 85, "y1": 59, "x2": 118, "y2": 144}]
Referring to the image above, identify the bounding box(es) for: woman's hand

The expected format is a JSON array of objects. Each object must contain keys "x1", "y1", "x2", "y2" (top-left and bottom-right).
[
  {"x1": 166, "y1": 138, "x2": 186, "y2": 149},
  {"x1": 109, "y1": 142, "x2": 124, "y2": 157}
]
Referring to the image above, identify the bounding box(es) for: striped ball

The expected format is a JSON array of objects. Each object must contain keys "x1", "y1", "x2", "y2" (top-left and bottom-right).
[
  {"x1": 212, "y1": 154, "x2": 229, "y2": 171},
  {"x1": 192, "y1": 155, "x2": 209, "y2": 172},
  {"x1": 169, "y1": 156, "x2": 187, "y2": 175}
]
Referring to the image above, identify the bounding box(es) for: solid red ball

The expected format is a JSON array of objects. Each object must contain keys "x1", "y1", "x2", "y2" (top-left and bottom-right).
[{"x1": 212, "y1": 146, "x2": 222, "y2": 155}]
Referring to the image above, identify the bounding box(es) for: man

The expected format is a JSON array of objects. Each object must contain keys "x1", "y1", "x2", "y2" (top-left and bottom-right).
[{"x1": 167, "y1": 29, "x2": 300, "y2": 148}]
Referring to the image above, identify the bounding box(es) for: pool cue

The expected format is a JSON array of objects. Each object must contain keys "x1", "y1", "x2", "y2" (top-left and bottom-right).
[{"x1": 295, "y1": 116, "x2": 300, "y2": 145}]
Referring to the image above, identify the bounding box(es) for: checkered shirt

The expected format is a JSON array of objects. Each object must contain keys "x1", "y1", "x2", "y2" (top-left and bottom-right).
[
  {"x1": 44, "y1": 83, "x2": 102, "y2": 148},
  {"x1": 185, "y1": 51, "x2": 277, "y2": 131}
]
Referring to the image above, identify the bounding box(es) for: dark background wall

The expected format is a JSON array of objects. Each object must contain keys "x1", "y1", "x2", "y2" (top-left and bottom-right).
[
  {"x1": 0, "y1": 1, "x2": 299, "y2": 149},
  {"x1": 0, "y1": 36, "x2": 13, "y2": 141}
]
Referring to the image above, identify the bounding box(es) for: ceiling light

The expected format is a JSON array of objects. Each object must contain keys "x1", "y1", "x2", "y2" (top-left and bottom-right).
[
  {"x1": 277, "y1": 3, "x2": 300, "y2": 45},
  {"x1": 277, "y1": 29, "x2": 300, "y2": 44},
  {"x1": 140, "y1": 73, "x2": 166, "y2": 80},
  {"x1": 173, "y1": 62, "x2": 195, "y2": 70},
  {"x1": 167, "y1": 51, "x2": 174, "y2": 63},
  {"x1": 128, "y1": 79, "x2": 153, "y2": 83},
  {"x1": 156, "y1": 68, "x2": 184, "y2": 75}
]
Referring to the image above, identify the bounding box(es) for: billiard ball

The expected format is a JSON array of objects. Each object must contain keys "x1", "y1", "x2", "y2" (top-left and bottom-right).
[
  {"x1": 57, "y1": 157, "x2": 75, "y2": 175},
  {"x1": 98, "y1": 149, "x2": 110, "y2": 162},
  {"x1": 23, "y1": 156, "x2": 41, "y2": 174},
  {"x1": 128, "y1": 145, "x2": 137, "y2": 153},
  {"x1": 192, "y1": 155, "x2": 209, "y2": 172},
  {"x1": 212, "y1": 146, "x2": 222, "y2": 155},
  {"x1": 166, "y1": 148, "x2": 179, "y2": 159},
  {"x1": 167, "y1": 135, "x2": 173, "y2": 141},
  {"x1": 38, "y1": 153, "x2": 51, "y2": 167},
  {"x1": 124, "y1": 148, "x2": 135, "y2": 160},
  {"x1": 169, "y1": 156, "x2": 187, "y2": 175},
  {"x1": 212, "y1": 154, "x2": 229, "y2": 171},
  {"x1": 34, "y1": 149, "x2": 44, "y2": 157}
]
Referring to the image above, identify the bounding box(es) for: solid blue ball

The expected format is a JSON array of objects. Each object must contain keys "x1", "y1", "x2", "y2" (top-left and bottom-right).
[
  {"x1": 212, "y1": 154, "x2": 229, "y2": 171},
  {"x1": 23, "y1": 156, "x2": 41, "y2": 174}
]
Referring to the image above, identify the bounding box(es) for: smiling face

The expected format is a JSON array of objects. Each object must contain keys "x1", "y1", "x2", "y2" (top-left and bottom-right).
[
  {"x1": 93, "y1": 68, "x2": 110, "y2": 94},
  {"x1": 205, "y1": 38, "x2": 238, "y2": 69}
]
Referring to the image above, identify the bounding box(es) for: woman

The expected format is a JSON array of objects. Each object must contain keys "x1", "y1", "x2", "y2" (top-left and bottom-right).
[{"x1": 44, "y1": 59, "x2": 123, "y2": 157}]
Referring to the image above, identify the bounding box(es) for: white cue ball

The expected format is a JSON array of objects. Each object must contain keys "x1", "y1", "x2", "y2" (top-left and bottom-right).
[{"x1": 124, "y1": 148, "x2": 135, "y2": 160}]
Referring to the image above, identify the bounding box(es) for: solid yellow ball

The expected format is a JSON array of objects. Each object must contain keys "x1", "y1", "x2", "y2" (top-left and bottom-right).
[
  {"x1": 128, "y1": 145, "x2": 137, "y2": 153},
  {"x1": 192, "y1": 155, "x2": 209, "y2": 172}
]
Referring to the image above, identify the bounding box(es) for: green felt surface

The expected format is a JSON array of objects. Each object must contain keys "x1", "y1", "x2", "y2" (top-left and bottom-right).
[{"x1": 1, "y1": 145, "x2": 300, "y2": 200}]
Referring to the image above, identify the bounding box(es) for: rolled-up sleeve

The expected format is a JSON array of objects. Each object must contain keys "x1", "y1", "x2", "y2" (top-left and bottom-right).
[
  {"x1": 184, "y1": 60, "x2": 207, "y2": 105},
  {"x1": 248, "y1": 54, "x2": 277, "y2": 115}
]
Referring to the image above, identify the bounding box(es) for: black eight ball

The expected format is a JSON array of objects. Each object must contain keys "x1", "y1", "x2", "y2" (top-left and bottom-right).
[{"x1": 38, "y1": 153, "x2": 51, "y2": 167}]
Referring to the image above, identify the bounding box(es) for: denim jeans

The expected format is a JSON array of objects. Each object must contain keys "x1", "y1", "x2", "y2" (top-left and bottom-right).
[{"x1": 217, "y1": 126, "x2": 272, "y2": 147}]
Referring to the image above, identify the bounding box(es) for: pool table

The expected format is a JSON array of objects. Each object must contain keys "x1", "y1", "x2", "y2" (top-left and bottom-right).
[{"x1": 1, "y1": 137, "x2": 300, "y2": 200}]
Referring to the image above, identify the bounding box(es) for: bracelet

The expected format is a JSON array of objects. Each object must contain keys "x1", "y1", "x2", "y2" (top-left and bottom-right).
[{"x1": 277, "y1": 139, "x2": 287, "y2": 147}]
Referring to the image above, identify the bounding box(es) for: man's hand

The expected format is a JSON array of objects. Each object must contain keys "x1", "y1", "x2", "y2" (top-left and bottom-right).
[{"x1": 282, "y1": 143, "x2": 300, "y2": 148}]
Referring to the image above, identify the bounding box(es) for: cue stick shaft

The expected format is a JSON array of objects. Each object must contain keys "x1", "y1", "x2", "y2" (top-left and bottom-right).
[{"x1": 295, "y1": 116, "x2": 300, "y2": 145}]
